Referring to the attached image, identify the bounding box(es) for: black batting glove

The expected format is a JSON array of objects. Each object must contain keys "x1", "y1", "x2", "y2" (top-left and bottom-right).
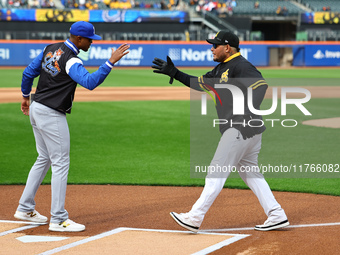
[{"x1": 152, "y1": 56, "x2": 178, "y2": 84}]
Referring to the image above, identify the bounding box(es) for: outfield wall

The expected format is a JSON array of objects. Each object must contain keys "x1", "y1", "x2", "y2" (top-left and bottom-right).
[{"x1": 0, "y1": 40, "x2": 339, "y2": 67}]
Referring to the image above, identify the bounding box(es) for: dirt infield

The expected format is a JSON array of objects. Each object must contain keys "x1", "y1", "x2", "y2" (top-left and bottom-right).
[
  {"x1": 1, "y1": 185, "x2": 340, "y2": 254},
  {"x1": 1, "y1": 86, "x2": 340, "y2": 254},
  {"x1": 1, "y1": 86, "x2": 340, "y2": 103}
]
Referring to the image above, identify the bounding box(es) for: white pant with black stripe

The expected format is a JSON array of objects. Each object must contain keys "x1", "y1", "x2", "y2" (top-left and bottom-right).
[
  {"x1": 188, "y1": 128, "x2": 287, "y2": 227},
  {"x1": 17, "y1": 101, "x2": 69, "y2": 223}
]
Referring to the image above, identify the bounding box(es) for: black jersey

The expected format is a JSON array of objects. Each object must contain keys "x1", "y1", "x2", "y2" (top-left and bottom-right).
[
  {"x1": 200, "y1": 53, "x2": 268, "y2": 135},
  {"x1": 34, "y1": 42, "x2": 79, "y2": 114}
]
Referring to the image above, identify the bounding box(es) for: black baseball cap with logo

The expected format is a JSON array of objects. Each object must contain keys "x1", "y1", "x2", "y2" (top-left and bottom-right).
[{"x1": 206, "y1": 31, "x2": 240, "y2": 51}]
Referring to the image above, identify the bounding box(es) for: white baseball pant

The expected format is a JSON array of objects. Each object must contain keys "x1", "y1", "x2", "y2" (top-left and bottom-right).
[{"x1": 188, "y1": 128, "x2": 287, "y2": 227}]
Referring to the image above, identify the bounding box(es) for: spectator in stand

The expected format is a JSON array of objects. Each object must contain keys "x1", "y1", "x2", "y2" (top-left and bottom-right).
[
  {"x1": 65, "y1": 0, "x2": 76, "y2": 8},
  {"x1": 227, "y1": 3, "x2": 233, "y2": 14},
  {"x1": 282, "y1": 6, "x2": 288, "y2": 16},
  {"x1": 110, "y1": 0, "x2": 118, "y2": 9},
  {"x1": 85, "y1": 0, "x2": 102, "y2": 9},
  {"x1": 48, "y1": 0, "x2": 55, "y2": 8},
  {"x1": 195, "y1": 0, "x2": 204, "y2": 11},
  {"x1": 190, "y1": 0, "x2": 198, "y2": 7},
  {"x1": 13, "y1": 0, "x2": 21, "y2": 7},
  {"x1": 203, "y1": 0, "x2": 217, "y2": 12},
  {"x1": 218, "y1": 2, "x2": 233, "y2": 17},
  {"x1": 32, "y1": 0, "x2": 40, "y2": 7},
  {"x1": 103, "y1": 0, "x2": 110, "y2": 7},
  {"x1": 254, "y1": 1, "x2": 259, "y2": 9},
  {"x1": 153, "y1": 1, "x2": 160, "y2": 8},
  {"x1": 78, "y1": 0, "x2": 86, "y2": 9},
  {"x1": 276, "y1": 6, "x2": 282, "y2": 15},
  {"x1": 160, "y1": 0, "x2": 168, "y2": 9}
]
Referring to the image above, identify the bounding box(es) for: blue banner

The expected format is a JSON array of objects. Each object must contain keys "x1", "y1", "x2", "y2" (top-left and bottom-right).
[
  {"x1": 1, "y1": 41, "x2": 339, "y2": 67},
  {"x1": 0, "y1": 42, "x2": 269, "y2": 67},
  {"x1": 305, "y1": 45, "x2": 340, "y2": 66},
  {"x1": 89, "y1": 10, "x2": 188, "y2": 23},
  {"x1": 0, "y1": 8, "x2": 188, "y2": 23},
  {"x1": 0, "y1": 8, "x2": 36, "y2": 21}
]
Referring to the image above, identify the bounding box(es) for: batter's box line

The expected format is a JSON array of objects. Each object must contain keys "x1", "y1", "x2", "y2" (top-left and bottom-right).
[
  {"x1": 38, "y1": 227, "x2": 250, "y2": 255},
  {"x1": 202, "y1": 221, "x2": 340, "y2": 232},
  {"x1": 0, "y1": 220, "x2": 47, "y2": 237}
]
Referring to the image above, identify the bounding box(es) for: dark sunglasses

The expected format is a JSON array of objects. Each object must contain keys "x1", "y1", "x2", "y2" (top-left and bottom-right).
[{"x1": 213, "y1": 43, "x2": 226, "y2": 49}]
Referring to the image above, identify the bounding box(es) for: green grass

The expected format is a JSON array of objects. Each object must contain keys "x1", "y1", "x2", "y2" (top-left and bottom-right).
[
  {"x1": 1, "y1": 67, "x2": 339, "y2": 196},
  {"x1": 1, "y1": 99, "x2": 339, "y2": 195},
  {"x1": 2, "y1": 67, "x2": 340, "y2": 88}
]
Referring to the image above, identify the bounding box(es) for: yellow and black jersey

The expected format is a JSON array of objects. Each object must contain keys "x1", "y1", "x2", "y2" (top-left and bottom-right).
[{"x1": 174, "y1": 53, "x2": 268, "y2": 135}]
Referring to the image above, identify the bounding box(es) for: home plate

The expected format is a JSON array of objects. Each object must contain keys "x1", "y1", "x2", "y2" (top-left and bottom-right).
[{"x1": 16, "y1": 235, "x2": 69, "y2": 243}]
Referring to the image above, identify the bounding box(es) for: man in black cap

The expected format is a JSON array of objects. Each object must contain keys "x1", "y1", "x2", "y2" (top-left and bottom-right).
[
  {"x1": 152, "y1": 30, "x2": 289, "y2": 232},
  {"x1": 16, "y1": 21, "x2": 130, "y2": 232}
]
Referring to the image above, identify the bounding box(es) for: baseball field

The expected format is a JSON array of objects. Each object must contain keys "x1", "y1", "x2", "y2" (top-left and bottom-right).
[{"x1": 0, "y1": 67, "x2": 339, "y2": 254}]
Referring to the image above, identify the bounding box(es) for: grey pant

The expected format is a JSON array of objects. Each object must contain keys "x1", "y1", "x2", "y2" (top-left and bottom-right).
[{"x1": 17, "y1": 101, "x2": 69, "y2": 223}]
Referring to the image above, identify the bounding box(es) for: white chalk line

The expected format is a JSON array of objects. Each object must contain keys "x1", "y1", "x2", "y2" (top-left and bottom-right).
[
  {"x1": 38, "y1": 227, "x2": 250, "y2": 255},
  {"x1": 0, "y1": 220, "x2": 47, "y2": 225},
  {"x1": 0, "y1": 220, "x2": 47, "y2": 237},
  {"x1": 202, "y1": 221, "x2": 340, "y2": 232},
  {"x1": 1, "y1": 221, "x2": 339, "y2": 255}
]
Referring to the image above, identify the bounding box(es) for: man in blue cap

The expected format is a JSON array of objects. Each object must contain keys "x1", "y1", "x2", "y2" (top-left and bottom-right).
[{"x1": 15, "y1": 21, "x2": 130, "y2": 232}]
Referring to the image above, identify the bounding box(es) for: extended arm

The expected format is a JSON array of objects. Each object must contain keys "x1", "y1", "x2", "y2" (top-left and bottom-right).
[
  {"x1": 152, "y1": 56, "x2": 204, "y2": 91},
  {"x1": 68, "y1": 44, "x2": 130, "y2": 90}
]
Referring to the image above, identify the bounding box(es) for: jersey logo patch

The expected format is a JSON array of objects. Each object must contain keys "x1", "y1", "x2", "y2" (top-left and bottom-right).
[
  {"x1": 42, "y1": 48, "x2": 64, "y2": 77},
  {"x1": 220, "y1": 69, "x2": 229, "y2": 83}
]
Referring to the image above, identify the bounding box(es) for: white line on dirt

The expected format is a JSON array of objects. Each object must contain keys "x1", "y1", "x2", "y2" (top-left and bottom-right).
[
  {"x1": 38, "y1": 227, "x2": 249, "y2": 255},
  {"x1": 202, "y1": 221, "x2": 340, "y2": 232},
  {"x1": 0, "y1": 225, "x2": 44, "y2": 237},
  {"x1": 0, "y1": 220, "x2": 46, "y2": 225},
  {"x1": 0, "y1": 220, "x2": 47, "y2": 237}
]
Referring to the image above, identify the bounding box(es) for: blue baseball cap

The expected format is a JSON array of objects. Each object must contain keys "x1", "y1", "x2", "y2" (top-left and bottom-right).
[{"x1": 70, "y1": 21, "x2": 102, "y2": 40}]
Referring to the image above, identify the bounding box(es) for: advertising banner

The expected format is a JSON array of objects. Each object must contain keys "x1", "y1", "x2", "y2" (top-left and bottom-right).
[
  {"x1": 0, "y1": 42, "x2": 268, "y2": 67},
  {"x1": 301, "y1": 12, "x2": 340, "y2": 24},
  {"x1": 305, "y1": 45, "x2": 340, "y2": 66},
  {"x1": 35, "y1": 9, "x2": 89, "y2": 22},
  {"x1": 0, "y1": 8, "x2": 188, "y2": 23},
  {"x1": 0, "y1": 41, "x2": 338, "y2": 67}
]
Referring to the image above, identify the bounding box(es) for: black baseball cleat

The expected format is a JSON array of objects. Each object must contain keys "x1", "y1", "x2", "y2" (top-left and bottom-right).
[
  {"x1": 254, "y1": 219, "x2": 289, "y2": 231},
  {"x1": 170, "y1": 212, "x2": 199, "y2": 233}
]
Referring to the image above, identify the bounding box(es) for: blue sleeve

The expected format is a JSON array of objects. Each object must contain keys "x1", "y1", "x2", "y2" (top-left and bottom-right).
[
  {"x1": 21, "y1": 51, "x2": 43, "y2": 97},
  {"x1": 68, "y1": 61, "x2": 114, "y2": 90}
]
